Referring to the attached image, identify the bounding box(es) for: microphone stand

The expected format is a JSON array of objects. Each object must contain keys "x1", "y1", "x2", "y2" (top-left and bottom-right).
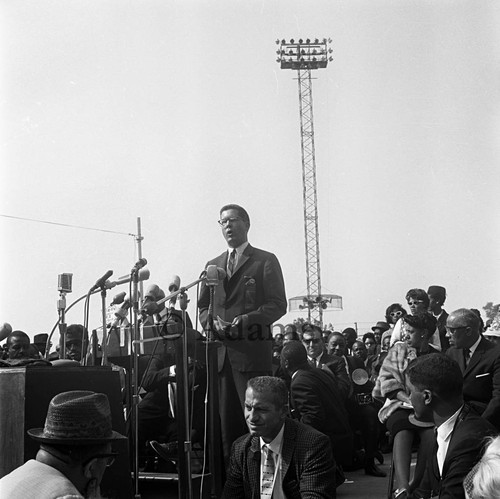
[
  {"x1": 100, "y1": 286, "x2": 109, "y2": 366},
  {"x1": 57, "y1": 290, "x2": 68, "y2": 359},
  {"x1": 130, "y1": 265, "x2": 142, "y2": 499}
]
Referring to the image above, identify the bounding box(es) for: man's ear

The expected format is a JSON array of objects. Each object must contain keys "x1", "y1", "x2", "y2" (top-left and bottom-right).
[
  {"x1": 83, "y1": 458, "x2": 96, "y2": 479},
  {"x1": 422, "y1": 389, "x2": 433, "y2": 406}
]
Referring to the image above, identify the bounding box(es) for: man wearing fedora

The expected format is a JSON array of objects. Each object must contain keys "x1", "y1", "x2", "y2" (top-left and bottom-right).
[{"x1": 0, "y1": 390, "x2": 126, "y2": 499}]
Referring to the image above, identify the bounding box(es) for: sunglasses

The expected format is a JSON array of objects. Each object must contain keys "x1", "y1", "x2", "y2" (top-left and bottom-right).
[
  {"x1": 302, "y1": 338, "x2": 321, "y2": 344},
  {"x1": 390, "y1": 311, "x2": 403, "y2": 317}
]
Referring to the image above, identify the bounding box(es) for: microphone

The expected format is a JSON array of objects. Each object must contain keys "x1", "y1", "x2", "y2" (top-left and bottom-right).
[
  {"x1": 110, "y1": 291, "x2": 126, "y2": 306},
  {"x1": 105, "y1": 268, "x2": 150, "y2": 289},
  {"x1": 168, "y1": 275, "x2": 181, "y2": 293},
  {"x1": 168, "y1": 275, "x2": 181, "y2": 307},
  {"x1": 205, "y1": 265, "x2": 226, "y2": 286},
  {"x1": 90, "y1": 270, "x2": 113, "y2": 292},
  {"x1": 110, "y1": 299, "x2": 131, "y2": 328},
  {"x1": 131, "y1": 258, "x2": 147, "y2": 273}
]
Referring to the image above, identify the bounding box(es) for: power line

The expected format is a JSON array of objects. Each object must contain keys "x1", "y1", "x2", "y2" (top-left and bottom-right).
[{"x1": 0, "y1": 213, "x2": 135, "y2": 237}]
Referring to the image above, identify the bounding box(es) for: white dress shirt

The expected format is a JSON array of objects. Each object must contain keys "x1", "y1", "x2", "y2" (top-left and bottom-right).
[
  {"x1": 436, "y1": 405, "x2": 462, "y2": 475},
  {"x1": 260, "y1": 424, "x2": 285, "y2": 499}
]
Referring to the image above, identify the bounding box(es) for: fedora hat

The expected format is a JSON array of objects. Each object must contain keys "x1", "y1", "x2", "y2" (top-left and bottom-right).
[
  {"x1": 372, "y1": 321, "x2": 390, "y2": 333},
  {"x1": 28, "y1": 390, "x2": 126, "y2": 445}
]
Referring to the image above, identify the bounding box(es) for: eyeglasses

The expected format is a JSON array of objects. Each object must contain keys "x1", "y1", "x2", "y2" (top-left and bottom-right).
[
  {"x1": 302, "y1": 338, "x2": 321, "y2": 344},
  {"x1": 390, "y1": 311, "x2": 403, "y2": 317},
  {"x1": 446, "y1": 326, "x2": 468, "y2": 336},
  {"x1": 83, "y1": 453, "x2": 117, "y2": 468},
  {"x1": 407, "y1": 300, "x2": 424, "y2": 306},
  {"x1": 218, "y1": 217, "x2": 243, "y2": 227}
]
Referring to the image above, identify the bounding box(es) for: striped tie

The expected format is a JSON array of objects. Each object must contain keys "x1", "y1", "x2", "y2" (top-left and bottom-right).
[
  {"x1": 261, "y1": 445, "x2": 275, "y2": 498},
  {"x1": 227, "y1": 249, "x2": 236, "y2": 277}
]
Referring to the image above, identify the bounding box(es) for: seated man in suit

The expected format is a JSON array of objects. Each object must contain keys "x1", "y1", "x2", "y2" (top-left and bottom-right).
[
  {"x1": 407, "y1": 354, "x2": 496, "y2": 499},
  {"x1": 446, "y1": 308, "x2": 500, "y2": 430},
  {"x1": 223, "y1": 376, "x2": 336, "y2": 498},
  {"x1": 301, "y1": 323, "x2": 350, "y2": 400},
  {"x1": 280, "y1": 341, "x2": 353, "y2": 476}
]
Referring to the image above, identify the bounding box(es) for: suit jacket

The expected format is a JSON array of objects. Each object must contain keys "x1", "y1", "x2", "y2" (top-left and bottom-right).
[
  {"x1": 289, "y1": 367, "x2": 353, "y2": 465},
  {"x1": 436, "y1": 310, "x2": 450, "y2": 352},
  {"x1": 198, "y1": 244, "x2": 287, "y2": 373},
  {"x1": 311, "y1": 352, "x2": 351, "y2": 400},
  {"x1": 446, "y1": 338, "x2": 500, "y2": 430},
  {"x1": 222, "y1": 418, "x2": 336, "y2": 499},
  {"x1": 417, "y1": 405, "x2": 496, "y2": 499}
]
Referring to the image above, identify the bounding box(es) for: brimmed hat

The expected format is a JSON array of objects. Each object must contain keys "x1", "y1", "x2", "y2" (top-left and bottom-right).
[
  {"x1": 28, "y1": 390, "x2": 126, "y2": 445},
  {"x1": 372, "y1": 321, "x2": 390, "y2": 333}
]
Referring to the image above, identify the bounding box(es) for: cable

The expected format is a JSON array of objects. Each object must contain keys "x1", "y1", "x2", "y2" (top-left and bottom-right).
[{"x1": 0, "y1": 213, "x2": 135, "y2": 237}]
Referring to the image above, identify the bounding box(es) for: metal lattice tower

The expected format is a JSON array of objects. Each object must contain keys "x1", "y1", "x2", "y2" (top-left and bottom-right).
[{"x1": 276, "y1": 37, "x2": 333, "y2": 324}]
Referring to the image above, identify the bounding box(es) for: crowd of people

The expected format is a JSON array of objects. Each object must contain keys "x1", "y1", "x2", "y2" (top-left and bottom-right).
[{"x1": 1, "y1": 204, "x2": 500, "y2": 499}]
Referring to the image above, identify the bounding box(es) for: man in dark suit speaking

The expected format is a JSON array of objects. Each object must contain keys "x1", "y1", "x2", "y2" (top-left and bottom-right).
[
  {"x1": 198, "y1": 204, "x2": 287, "y2": 404},
  {"x1": 198, "y1": 204, "x2": 287, "y2": 465},
  {"x1": 222, "y1": 376, "x2": 336, "y2": 499}
]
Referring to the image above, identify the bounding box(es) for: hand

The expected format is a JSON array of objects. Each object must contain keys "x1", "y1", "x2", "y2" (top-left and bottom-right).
[{"x1": 228, "y1": 315, "x2": 248, "y2": 339}]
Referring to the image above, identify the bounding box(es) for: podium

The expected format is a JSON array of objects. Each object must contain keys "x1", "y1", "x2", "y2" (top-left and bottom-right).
[{"x1": 0, "y1": 366, "x2": 132, "y2": 499}]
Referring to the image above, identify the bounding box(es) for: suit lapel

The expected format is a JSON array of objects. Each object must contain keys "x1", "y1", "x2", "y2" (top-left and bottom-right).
[
  {"x1": 281, "y1": 419, "x2": 295, "y2": 481},
  {"x1": 249, "y1": 436, "x2": 261, "y2": 498},
  {"x1": 464, "y1": 338, "x2": 490, "y2": 376},
  {"x1": 229, "y1": 244, "x2": 252, "y2": 279}
]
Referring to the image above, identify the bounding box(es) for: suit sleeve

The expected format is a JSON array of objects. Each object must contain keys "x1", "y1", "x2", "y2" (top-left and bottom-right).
[
  {"x1": 291, "y1": 375, "x2": 328, "y2": 433},
  {"x1": 297, "y1": 432, "x2": 336, "y2": 499},
  {"x1": 245, "y1": 252, "x2": 287, "y2": 326},
  {"x1": 439, "y1": 428, "x2": 491, "y2": 499},
  {"x1": 481, "y1": 351, "x2": 500, "y2": 428},
  {"x1": 221, "y1": 441, "x2": 246, "y2": 499}
]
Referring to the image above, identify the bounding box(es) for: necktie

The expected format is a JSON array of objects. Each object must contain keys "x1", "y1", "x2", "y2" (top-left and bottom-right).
[
  {"x1": 227, "y1": 249, "x2": 236, "y2": 277},
  {"x1": 261, "y1": 445, "x2": 275, "y2": 498},
  {"x1": 464, "y1": 348, "x2": 471, "y2": 367}
]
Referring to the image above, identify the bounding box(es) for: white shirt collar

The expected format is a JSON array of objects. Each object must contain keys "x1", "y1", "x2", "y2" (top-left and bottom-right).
[
  {"x1": 468, "y1": 335, "x2": 482, "y2": 357},
  {"x1": 436, "y1": 405, "x2": 463, "y2": 475},
  {"x1": 227, "y1": 241, "x2": 249, "y2": 255},
  {"x1": 260, "y1": 422, "x2": 285, "y2": 456}
]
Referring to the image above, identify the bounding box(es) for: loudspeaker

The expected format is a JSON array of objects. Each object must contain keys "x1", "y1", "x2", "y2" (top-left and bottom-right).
[{"x1": 0, "y1": 366, "x2": 132, "y2": 498}]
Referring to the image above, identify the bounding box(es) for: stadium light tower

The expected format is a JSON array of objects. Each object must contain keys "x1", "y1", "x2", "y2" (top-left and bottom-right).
[{"x1": 276, "y1": 37, "x2": 336, "y2": 324}]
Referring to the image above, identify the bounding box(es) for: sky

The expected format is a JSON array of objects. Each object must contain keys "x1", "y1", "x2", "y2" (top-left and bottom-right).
[{"x1": 1, "y1": 0, "x2": 499, "y2": 343}]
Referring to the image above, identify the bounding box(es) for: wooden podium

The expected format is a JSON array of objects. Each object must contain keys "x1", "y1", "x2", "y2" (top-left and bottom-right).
[{"x1": 0, "y1": 366, "x2": 132, "y2": 499}]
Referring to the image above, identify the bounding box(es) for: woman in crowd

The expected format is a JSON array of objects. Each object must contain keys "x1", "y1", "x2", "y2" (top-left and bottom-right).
[{"x1": 373, "y1": 312, "x2": 438, "y2": 498}]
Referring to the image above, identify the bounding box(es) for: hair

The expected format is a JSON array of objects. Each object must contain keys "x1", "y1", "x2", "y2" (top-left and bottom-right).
[
  {"x1": 283, "y1": 330, "x2": 300, "y2": 342},
  {"x1": 352, "y1": 340, "x2": 366, "y2": 350},
  {"x1": 405, "y1": 289, "x2": 430, "y2": 308},
  {"x1": 6, "y1": 330, "x2": 30, "y2": 346},
  {"x1": 363, "y1": 332, "x2": 376, "y2": 343},
  {"x1": 471, "y1": 309, "x2": 485, "y2": 332},
  {"x1": 247, "y1": 376, "x2": 287, "y2": 408},
  {"x1": 385, "y1": 303, "x2": 408, "y2": 324},
  {"x1": 402, "y1": 312, "x2": 437, "y2": 338},
  {"x1": 470, "y1": 436, "x2": 500, "y2": 499},
  {"x1": 220, "y1": 204, "x2": 250, "y2": 225},
  {"x1": 284, "y1": 323, "x2": 297, "y2": 334},
  {"x1": 280, "y1": 342, "x2": 308, "y2": 370},
  {"x1": 451, "y1": 308, "x2": 481, "y2": 333},
  {"x1": 406, "y1": 353, "x2": 463, "y2": 400},
  {"x1": 66, "y1": 324, "x2": 88, "y2": 339},
  {"x1": 327, "y1": 331, "x2": 345, "y2": 343},
  {"x1": 40, "y1": 442, "x2": 110, "y2": 465},
  {"x1": 302, "y1": 323, "x2": 323, "y2": 338},
  {"x1": 427, "y1": 285, "x2": 446, "y2": 303}
]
